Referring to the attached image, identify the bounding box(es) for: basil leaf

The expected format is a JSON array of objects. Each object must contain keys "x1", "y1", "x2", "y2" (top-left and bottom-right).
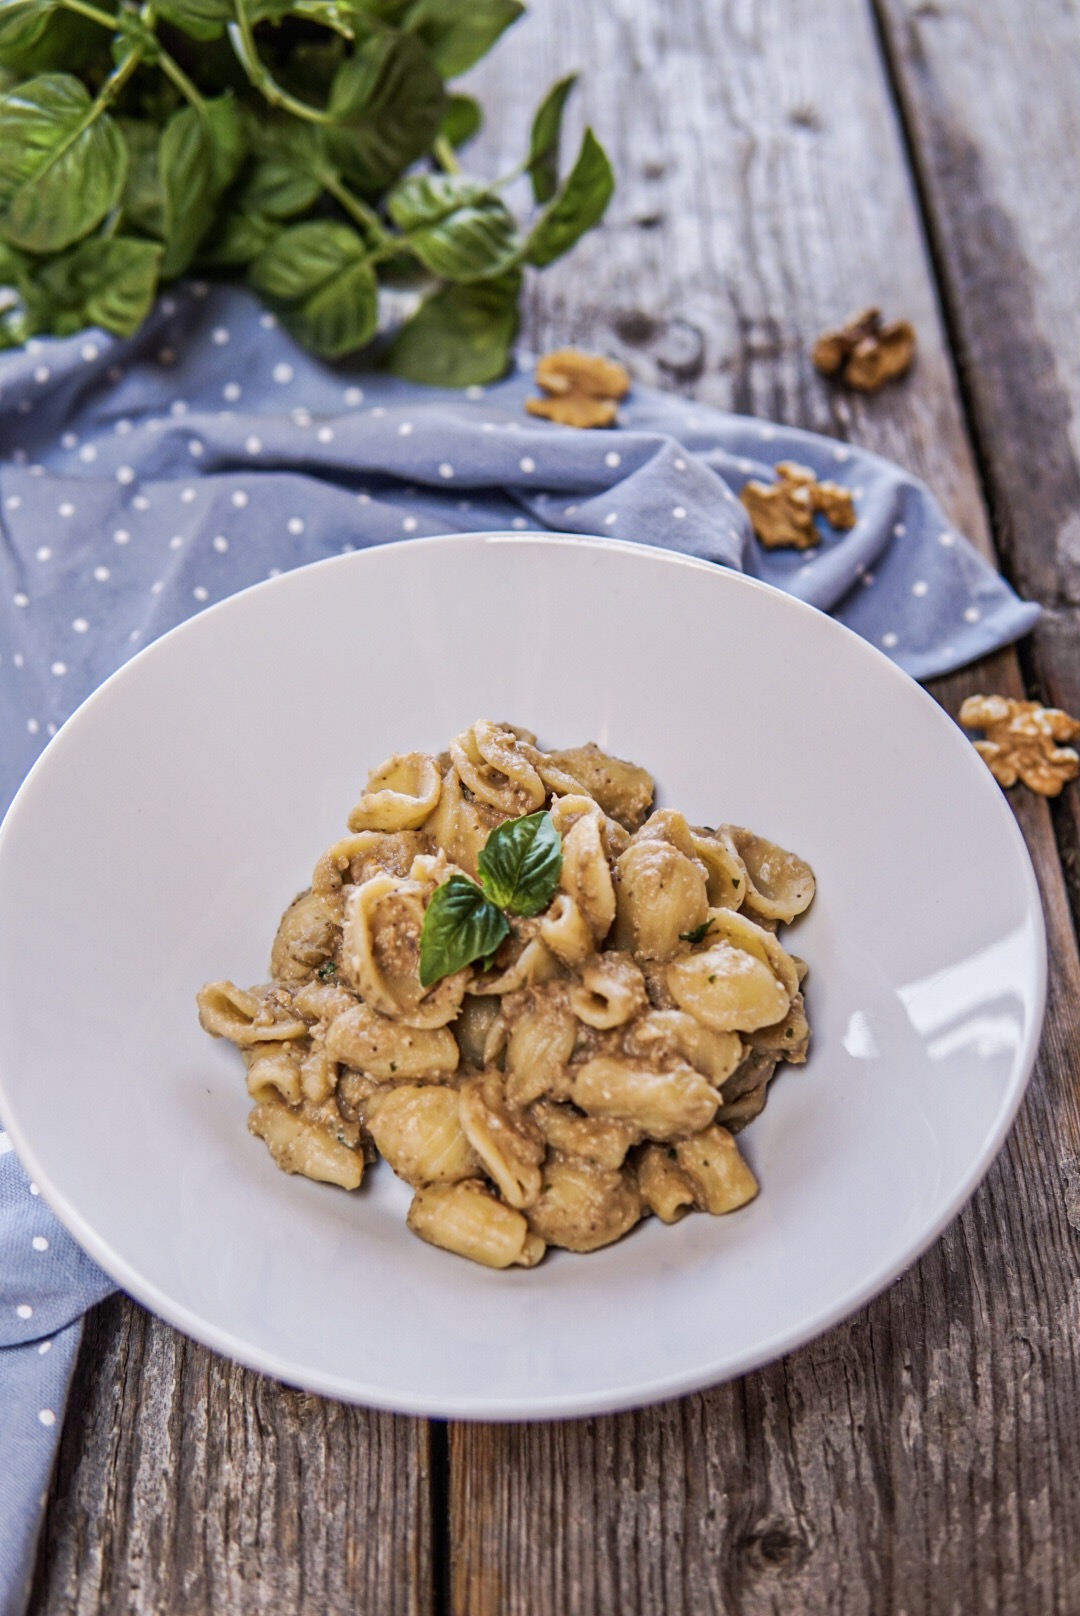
[
  {"x1": 440, "y1": 92, "x2": 481, "y2": 150},
  {"x1": 0, "y1": 0, "x2": 55, "y2": 58},
  {"x1": 118, "y1": 118, "x2": 164, "y2": 238},
  {"x1": 153, "y1": 0, "x2": 231, "y2": 40},
  {"x1": 241, "y1": 158, "x2": 322, "y2": 219},
  {"x1": 477, "y1": 810, "x2": 563, "y2": 918},
  {"x1": 404, "y1": 0, "x2": 523, "y2": 79},
  {"x1": 679, "y1": 920, "x2": 714, "y2": 946},
  {"x1": 325, "y1": 31, "x2": 445, "y2": 192},
  {"x1": 387, "y1": 173, "x2": 518, "y2": 280},
  {"x1": 159, "y1": 103, "x2": 214, "y2": 277},
  {"x1": 36, "y1": 236, "x2": 163, "y2": 337},
  {"x1": 0, "y1": 73, "x2": 128, "y2": 253},
  {"x1": 197, "y1": 208, "x2": 278, "y2": 266},
  {"x1": 527, "y1": 73, "x2": 576, "y2": 205},
  {"x1": 250, "y1": 220, "x2": 378, "y2": 357},
  {"x1": 0, "y1": 1, "x2": 97, "y2": 74},
  {"x1": 205, "y1": 95, "x2": 246, "y2": 195},
  {"x1": 524, "y1": 126, "x2": 614, "y2": 269},
  {"x1": 419, "y1": 873, "x2": 509, "y2": 988},
  {"x1": 386, "y1": 270, "x2": 519, "y2": 386}
]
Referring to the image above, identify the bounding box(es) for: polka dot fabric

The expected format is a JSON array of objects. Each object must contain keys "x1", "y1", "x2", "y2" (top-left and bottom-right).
[{"x1": 0, "y1": 286, "x2": 1041, "y2": 1602}]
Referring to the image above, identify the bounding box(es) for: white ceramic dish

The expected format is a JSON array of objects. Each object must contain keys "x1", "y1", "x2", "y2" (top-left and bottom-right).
[{"x1": 0, "y1": 534, "x2": 1045, "y2": 1419}]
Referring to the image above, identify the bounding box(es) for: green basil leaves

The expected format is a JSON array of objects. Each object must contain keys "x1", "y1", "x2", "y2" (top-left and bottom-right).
[{"x1": 418, "y1": 811, "x2": 563, "y2": 987}]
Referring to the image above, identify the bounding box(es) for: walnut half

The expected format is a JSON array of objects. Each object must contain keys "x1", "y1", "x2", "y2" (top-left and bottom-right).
[
  {"x1": 959, "y1": 694, "x2": 1080, "y2": 796},
  {"x1": 526, "y1": 347, "x2": 631, "y2": 429},
  {"x1": 740, "y1": 460, "x2": 857, "y2": 551},
  {"x1": 812, "y1": 306, "x2": 916, "y2": 391}
]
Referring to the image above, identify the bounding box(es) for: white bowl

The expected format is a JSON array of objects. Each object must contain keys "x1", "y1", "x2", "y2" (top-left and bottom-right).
[{"x1": 0, "y1": 534, "x2": 1045, "y2": 1418}]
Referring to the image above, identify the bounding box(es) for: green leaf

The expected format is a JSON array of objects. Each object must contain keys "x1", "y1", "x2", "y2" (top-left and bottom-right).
[
  {"x1": 419, "y1": 874, "x2": 509, "y2": 988},
  {"x1": 527, "y1": 72, "x2": 576, "y2": 204},
  {"x1": 386, "y1": 270, "x2": 519, "y2": 386},
  {"x1": 680, "y1": 920, "x2": 714, "y2": 946},
  {"x1": 404, "y1": 0, "x2": 523, "y2": 78},
  {"x1": 153, "y1": 0, "x2": 231, "y2": 40},
  {"x1": 241, "y1": 158, "x2": 322, "y2": 219},
  {"x1": 205, "y1": 95, "x2": 246, "y2": 194},
  {"x1": 387, "y1": 173, "x2": 518, "y2": 280},
  {"x1": 249, "y1": 220, "x2": 378, "y2": 357},
  {"x1": 0, "y1": 0, "x2": 55, "y2": 58},
  {"x1": 524, "y1": 126, "x2": 613, "y2": 269},
  {"x1": 477, "y1": 810, "x2": 563, "y2": 917},
  {"x1": 119, "y1": 118, "x2": 164, "y2": 238},
  {"x1": 0, "y1": 1, "x2": 99, "y2": 74},
  {"x1": 440, "y1": 91, "x2": 481, "y2": 150},
  {"x1": 159, "y1": 103, "x2": 214, "y2": 277},
  {"x1": 0, "y1": 73, "x2": 128, "y2": 253},
  {"x1": 197, "y1": 208, "x2": 278, "y2": 266},
  {"x1": 324, "y1": 30, "x2": 445, "y2": 191},
  {"x1": 36, "y1": 237, "x2": 163, "y2": 337}
]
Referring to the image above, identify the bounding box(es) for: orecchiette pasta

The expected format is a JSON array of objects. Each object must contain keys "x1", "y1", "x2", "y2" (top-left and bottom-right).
[{"x1": 197, "y1": 722, "x2": 816, "y2": 1268}]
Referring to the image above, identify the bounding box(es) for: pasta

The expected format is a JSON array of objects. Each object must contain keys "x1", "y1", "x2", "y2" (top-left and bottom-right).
[{"x1": 197, "y1": 722, "x2": 816, "y2": 1268}]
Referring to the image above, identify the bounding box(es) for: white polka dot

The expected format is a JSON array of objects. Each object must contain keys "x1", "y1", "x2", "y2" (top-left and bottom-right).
[
  {"x1": 316, "y1": 426, "x2": 334, "y2": 444},
  {"x1": 13, "y1": 653, "x2": 23, "y2": 667},
  {"x1": 267, "y1": 566, "x2": 282, "y2": 577},
  {"x1": 939, "y1": 530, "x2": 956, "y2": 547},
  {"x1": 605, "y1": 451, "x2": 622, "y2": 468},
  {"x1": 38, "y1": 1409, "x2": 56, "y2": 1427},
  {"x1": 116, "y1": 465, "x2": 135, "y2": 484},
  {"x1": 26, "y1": 718, "x2": 39, "y2": 734},
  {"x1": 193, "y1": 585, "x2": 209, "y2": 601},
  {"x1": 881, "y1": 632, "x2": 899, "y2": 649},
  {"x1": 370, "y1": 407, "x2": 386, "y2": 419},
  {"x1": 150, "y1": 579, "x2": 164, "y2": 594},
  {"x1": 170, "y1": 399, "x2": 188, "y2": 417},
  {"x1": 511, "y1": 517, "x2": 528, "y2": 530},
  {"x1": 292, "y1": 407, "x2": 311, "y2": 427},
  {"x1": 758, "y1": 425, "x2": 775, "y2": 441},
  {"x1": 189, "y1": 440, "x2": 204, "y2": 457},
  {"x1": 211, "y1": 326, "x2": 230, "y2": 345},
  {"x1": 72, "y1": 618, "x2": 88, "y2": 633},
  {"x1": 356, "y1": 493, "x2": 371, "y2": 505},
  {"x1": 213, "y1": 536, "x2": 229, "y2": 553},
  {"x1": 58, "y1": 502, "x2": 75, "y2": 518},
  {"x1": 260, "y1": 311, "x2": 277, "y2": 329},
  {"x1": 519, "y1": 456, "x2": 536, "y2": 473},
  {"x1": 398, "y1": 422, "x2": 414, "y2": 436},
  {"x1": 5, "y1": 495, "x2": 22, "y2": 511},
  {"x1": 833, "y1": 445, "x2": 851, "y2": 462},
  {"x1": 287, "y1": 517, "x2": 304, "y2": 535},
  {"x1": 29, "y1": 1182, "x2": 39, "y2": 1195},
  {"x1": 438, "y1": 462, "x2": 455, "y2": 479},
  {"x1": 245, "y1": 435, "x2": 262, "y2": 455},
  {"x1": 51, "y1": 661, "x2": 67, "y2": 676},
  {"x1": 672, "y1": 506, "x2": 687, "y2": 519},
  {"x1": 36, "y1": 546, "x2": 52, "y2": 562},
  {"x1": 38, "y1": 1339, "x2": 51, "y2": 1355},
  {"x1": 115, "y1": 418, "x2": 132, "y2": 436},
  {"x1": 26, "y1": 339, "x2": 42, "y2": 354},
  {"x1": 674, "y1": 457, "x2": 687, "y2": 471},
  {"x1": 160, "y1": 297, "x2": 176, "y2": 316},
  {"x1": 893, "y1": 522, "x2": 907, "y2": 538},
  {"x1": 61, "y1": 431, "x2": 79, "y2": 450},
  {"x1": 16, "y1": 1304, "x2": 32, "y2": 1319},
  {"x1": 79, "y1": 444, "x2": 97, "y2": 463},
  {"x1": 169, "y1": 535, "x2": 183, "y2": 550},
  {"x1": 181, "y1": 487, "x2": 197, "y2": 504},
  {"x1": 465, "y1": 385, "x2": 485, "y2": 400},
  {"x1": 964, "y1": 605, "x2": 981, "y2": 623},
  {"x1": 565, "y1": 504, "x2": 579, "y2": 516},
  {"x1": 93, "y1": 566, "x2": 110, "y2": 581},
  {"x1": 33, "y1": 366, "x2": 50, "y2": 385},
  {"x1": 912, "y1": 580, "x2": 929, "y2": 597},
  {"x1": 402, "y1": 516, "x2": 418, "y2": 532},
  {"x1": 46, "y1": 722, "x2": 56, "y2": 736},
  {"x1": 458, "y1": 500, "x2": 472, "y2": 513},
  {"x1": 13, "y1": 591, "x2": 29, "y2": 607},
  {"x1": 128, "y1": 629, "x2": 140, "y2": 643},
  {"x1": 861, "y1": 572, "x2": 875, "y2": 587},
  {"x1": 273, "y1": 363, "x2": 294, "y2": 384},
  {"x1": 226, "y1": 491, "x2": 248, "y2": 512},
  {"x1": 133, "y1": 495, "x2": 150, "y2": 511},
  {"x1": 158, "y1": 347, "x2": 176, "y2": 366},
  {"x1": 223, "y1": 383, "x2": 241, "y2": 403},
  {"x1": 344, "y1": 386, "x2": 364, "y2": 406},
  {"x1": 604, "y1": 512, "x2": 618, "y2": 525},
  {"x1": 31, "y1": 1234, "x2": 49, "y2": 1251}
]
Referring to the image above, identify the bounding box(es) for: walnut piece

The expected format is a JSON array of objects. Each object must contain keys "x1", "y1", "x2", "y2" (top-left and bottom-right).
[
  {"x1": 740, "y1": 460, "x2": 857, "y2": 551},
  {"x1": 812, "y1": 307, "x2": 916, "y2": 391},
  {"x1": 526, "y1": 347, "x2": 631, "y2": 429},
  {"x1": 959, "y1": 694, "x2": 1080, "y2": 796}
]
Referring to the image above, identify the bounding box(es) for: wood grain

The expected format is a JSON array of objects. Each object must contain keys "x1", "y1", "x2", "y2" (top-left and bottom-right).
[
  {"x1": 29, "y1": 1296, "x2": 434, "y2": 1615},
  {"x1": 451, "y1": 2, "x2": 1080, "y2": 1613}
]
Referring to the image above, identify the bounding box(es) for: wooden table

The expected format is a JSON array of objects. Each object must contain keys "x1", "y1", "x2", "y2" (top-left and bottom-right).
[{"x1": 29, "y1": 2, "x2": 1080, "y2": 1610}]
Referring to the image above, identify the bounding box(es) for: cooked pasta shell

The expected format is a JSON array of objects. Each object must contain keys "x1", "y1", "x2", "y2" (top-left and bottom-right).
[
  {"x1": 538, "y1": 892, "x2": 594, "y2": 966},
  {"x1": 623, "y1": 1010, "x2": 744, "y2": 1087},
  {"x1": 720, "y1": 826, "x2": 816, "y2": 923},
  {"x1": 248, "y1": 1098, "x2": 364, "y2": 1190},
  {"x1": 560, "y1": 811, "x2": 617, "y2": 940},
  {"x1": 690, "y1": 830, "x2": 749, "y2": 911},
  {"x1": 347, "y1": 751, "x2": 442, "y2": 832},
  {"x1": 703, "y1": 907, "x2": 800, "y2": 998},
  {"x1": 342, "y1": 874, "x2": 470, "y2": 1028},
  {"x1": 530, "y1": 1101, "x2": 640, "y2": 1170},
  {"x1": 571, "y1": 1055, "x2": 719, "y2": 1139},
  {"x1": 665, "y1": 943, "x2": 790, "y2": 1034},
  {"x1": 544, "y1": 742, "x2": 654, "y2": 831},
  {"x1": 365, "y1": 1084, "x2": 479, "y2": 1186},
  {"x1": 569, "y1": 951, "x2": 648, "y2": 1029},
  {"x1": 613, "y1": 839, "x2": 708, "y2": 959},
  {"x1": 503, "y1": 983, "x2": 578, "y2": 1106},
  {"x1": 196, "y1": 981, "x2": 307, "y2": 1045},
  {"x1": 674, "y1": 1124, "x2": 759, "y2": 1214},
  {"x1": 525, "y1": 1153, "x2": 642, "y2": 1252},
  {"x1": 326, "y1": 1002, "x2": 458, "y2": 1080},
  {"x1": 636, "y1": 1143, "x2": 697, "y2": 1223},
  {"x1": 244, "y1": 1045, "x2": 303, "y2": 1105},
  {"x1": 269, "y1": 888, "x2": 342, "y2": 982},
  {"x1": 458, "y1": 1072, "x2": 545, "y2": 1210},
  {"x1": 407, "y1": 1181, "x2": 546, "y2": 1268},
  {"x1": 450, "y1": 721, "x2": 546, "y2": 815},
  {"x1": 423, "y1": 764, "x2": 505, "y2": 879}
]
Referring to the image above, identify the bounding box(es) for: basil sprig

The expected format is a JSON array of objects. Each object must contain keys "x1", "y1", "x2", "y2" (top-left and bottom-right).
[
  {"x1": 0, "y1": 3, "x2": 614, "y2": 382},
  {"x1": 419, "y1": 809, "x2": 563, "y2": 987}
]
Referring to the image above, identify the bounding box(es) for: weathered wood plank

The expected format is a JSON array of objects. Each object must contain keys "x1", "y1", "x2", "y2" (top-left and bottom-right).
[
  {"x1": 873, "y1": 0, "x2": 1080, "y2": 913},
  {"x1": 29, "y1": 1296, "x2": 434, "y2": 1616},
  {"x1": 450, "y1": 2, "x2": 1080, "y2": 1612}
]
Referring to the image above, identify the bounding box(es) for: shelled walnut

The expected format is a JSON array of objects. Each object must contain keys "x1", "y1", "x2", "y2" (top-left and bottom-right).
[
  {"x1": 526, "y1": 348, "x2": 631, "y2": 428},
  {"x1": 812, "y1": 307, "x2": 916, "y2": 391},
  {"x1": 959, "y1": 694, "x2": 1080, "y2": 796},
  {"x1": 739, "y1": 460, "x2": 856, "y2": 551}
]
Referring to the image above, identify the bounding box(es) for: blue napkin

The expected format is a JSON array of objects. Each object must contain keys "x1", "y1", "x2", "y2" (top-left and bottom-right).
[{"x1": 0, "y1": 280, "x2": 1038, "y2": 1608}]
